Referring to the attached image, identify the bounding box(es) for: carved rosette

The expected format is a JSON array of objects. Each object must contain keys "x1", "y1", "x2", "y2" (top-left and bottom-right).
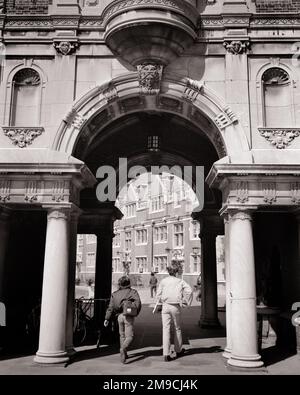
[
  {"x1": 259, "y1": 128, "x2": 300, "y2": 149},
  {"x1": 223, "y1": 40, "x2": 250, "y2": 55},
  {"x1": 53, "y1": 41, "x2": 79, "y2": 56},
  {"x1": 2, "y1": 127, "x2": 44, "y2": 148},
  {"x1": 137, "y1": 64, "x2": 164, "y2": 95}
]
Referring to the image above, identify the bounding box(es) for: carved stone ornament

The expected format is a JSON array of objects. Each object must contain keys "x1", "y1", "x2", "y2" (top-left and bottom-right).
[
  {"x1": 259, "y1": 128, "x2": 300, "y2": 149},
  {"x1": 262, "y1": 183, "x2": 277, "y2": 204},
  {"x1": 0, "y1": 180, "x2": 11, "y2": 202},
  {"x1": 25, "y1": 181, "x2": 39, "y2": 203},
  {"x1": 215, "y1": 106, "x2": 238, "y2": 130},
  {"x1": 236, "y1": 181, "x2": 249, "y2": 203},
  {"x1": 137, "y1": 64, "x2": 164, "y2": 94},
  {"x1": 183, "y1": 78, "x2": 204, "y2": 102},
  {"x1": 2, "y1": 127, "x2": 44, "y2": 148},
  {"x1": 223, "y1": 40, "x2": 250, "y2": 55},
  {"x1": 54, "y1": 41, "x2": 79, "y2": 56},
  {"x1": 64, "y1": 108, "x2": 85, "y2": 129},
  {"x1": 290, "y1": 183, "x2": 300, "y2": 204}
]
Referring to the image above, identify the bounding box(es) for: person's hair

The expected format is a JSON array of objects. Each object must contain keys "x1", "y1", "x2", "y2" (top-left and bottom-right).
[
  {"x1": 118, "y1": 276, "x2": 131, "y2": 287},
  {"x1": 167, "y1": 261, "x2": 181, "y2": 276},
  {"x1": 151, "y1": 272, "x2": 155, "y2": 275}
]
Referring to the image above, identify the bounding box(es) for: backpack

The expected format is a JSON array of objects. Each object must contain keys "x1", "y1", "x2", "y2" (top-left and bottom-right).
[{"x1": 122, "y1": 289, "x2": 139, "y2": 317}]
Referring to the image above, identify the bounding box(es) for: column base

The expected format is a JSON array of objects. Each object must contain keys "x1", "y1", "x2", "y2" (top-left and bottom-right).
[
  {"x1": 222, "y1": 347, "x2": 232, "y2": 359},
  {"x1": 199, "y1": 317, "x2": 221, "y2": 329},
  {"x1": 228, "y1": 354, "x2": 264, "y2": 369},
  {"x1": 66, "y1": 347, "x2": 77, "y2": 358},
  {"x1": 34, "y1": 351, "x2": 69, "y2": 365}
]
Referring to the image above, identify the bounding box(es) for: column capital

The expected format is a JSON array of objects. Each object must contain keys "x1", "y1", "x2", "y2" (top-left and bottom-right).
[{"x1": 227, "y1": 208, "x2": 254, "y2": 222}]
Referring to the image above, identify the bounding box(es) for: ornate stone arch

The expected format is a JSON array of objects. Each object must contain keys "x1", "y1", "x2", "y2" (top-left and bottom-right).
[{"x1": 53, "y1": 72, "x2": 251, "y2": 162}]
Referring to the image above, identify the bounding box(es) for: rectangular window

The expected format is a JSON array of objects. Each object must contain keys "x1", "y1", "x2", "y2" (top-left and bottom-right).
[
  {"x1": 126, "y1": 203, "x2": 136, "y2": 218},
  {"x1": 113, "y1": 257, "x2": 121, "y2": 272},
  {"x1": 190, "y1": 221, "x2": 200, "y2": 240},
  {"x1": 136, "y1": 256, "x2": 147, "y2": 273},
  {"x1": 136, "y1": 229, "x2": 148, "y2": 245},
  {"x1": 190, "y1": 254, "x2": 201, "y2": 274},
  {"x1": 113, "y1": 232, "x2": 121, "y2": 247},
  {"x1": 151, "y1": 195, "x2": 164, "y2": 212},
  {"x1": 154, "y1": 255, "x2": 168, "y2": 273},
  {"x1": 87, "y1": 253, "x2": 95, "y2": 270},
  {"x1": 174, "y1": 223, "x2": 184, "y2": 247},
  {"x1": 125, "y1": 231, "x2": 132, "y2": 250},
  {"x1": 154, "y1": 225, "x2": 167, "y2": 243}
]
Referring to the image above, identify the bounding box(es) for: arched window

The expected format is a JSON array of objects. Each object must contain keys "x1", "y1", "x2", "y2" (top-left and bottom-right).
[
  {"x1": 262, "y1": 67, "x2": 293, "y2": 128},
  {"x1": 10, "y1": 68, "x2": 41, "y2": 126}
]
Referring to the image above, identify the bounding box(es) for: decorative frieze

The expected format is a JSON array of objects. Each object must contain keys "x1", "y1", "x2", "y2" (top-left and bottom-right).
[
  {"x1": 223, "y1": 40, "x2": 250, "y2": 55},
  {"x1": 290, "y1": 183, "x2": 300, "y2": 204},
  {"x1": 25, "y1": 181, "x2": 39, "y2": 203},
  {"x1": 53, "y1": 41, "x2": 79, "y2": 56},
  {"x1": 262, "y1": 183, "x2": 277, "y2": 204},
  {"x1": 259, "y1": 128, "x2": 300, "y2": 149},
  {"x1": 137, "y1": 64, "x2": 164, "y2": 95},
  {"x1": 236, "y1": 181, "x2": 249, "y2": 203},
  {"x1": 2, "y1": 127, "x2": 44, "y2": 148},
  {"x1": 215, "y1": 106, "x2": 238, "y2": 130},
  {"x1": 182, "y1": 78, "x2": 203, "y2": 103},
  {"x1": 0, "y1": 180, "x2": 11, "y2": 202}
]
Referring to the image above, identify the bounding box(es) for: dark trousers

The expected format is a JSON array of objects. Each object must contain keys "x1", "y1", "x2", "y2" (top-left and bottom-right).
[{"x1": 150, "y1": 286, "x2": 157, "y2": 298}]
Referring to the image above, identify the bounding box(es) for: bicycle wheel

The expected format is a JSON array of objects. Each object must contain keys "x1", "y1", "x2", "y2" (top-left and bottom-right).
[{"x1": 73, "y1": 307, "x2": 87, "y2": 346}]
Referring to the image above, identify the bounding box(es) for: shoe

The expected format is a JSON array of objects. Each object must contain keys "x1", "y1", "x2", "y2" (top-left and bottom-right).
[
  {"x1": 120, "y1": 348, "x2": 126, "y2": 364},
  {"x1": 164, "y1": 355, "x2": 174, "y2": 362},
  {"x1": 176, "y1": 348, "x2": 185, "y2": 358}
]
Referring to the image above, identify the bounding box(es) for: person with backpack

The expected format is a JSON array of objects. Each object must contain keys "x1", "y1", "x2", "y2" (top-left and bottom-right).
[
  {"x1": 104, "y1": 276, "x2": 141, "y2": 363},
  {"x1": 156, "y1": 261, "x2": 193, "y2": 362}
]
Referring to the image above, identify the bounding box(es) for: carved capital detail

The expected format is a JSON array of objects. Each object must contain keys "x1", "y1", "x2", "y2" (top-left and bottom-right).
[
  {"x1": 2, "y1": 127, "x2": 44, "y2": 148},
  {"x1": 64, "y1": 108, "x2": 85, "y2": 130},
  {"x1": 47, "y1": 208, "x2": 70, "y2": 221},
  {"x1": 53, "y1": 41, "x2": 79, "y2": 56},
  {"x1": 223, "y1": 40, "x2": 250, "y2": 55},
  {"x1": 182, "y1": 78, "x2": 204, "y2": 102},
  {"x1": 0, "y1": 180, "x2": 11, "y2": 202},
  {"x1": 236, "y1": 181, "x2": 249, "y2": 203},
  {"x1": 137, "y1": 64, "x2": 164, "y2": 95},
  {"x1": 262, "y1": 183, "x2": 277, "y2": 204},
  {"x1": 228, "y1": 210, "x2": 253, "y2": 222},
  {"x1": 259, "y1": 128, "x2": 300, "y2": 149},
  {"x1": 215, "y1": 106, "x2": 238, "y2": 130},
  {"x1": 291, "y1": 182, "x2": 300, "y2": 204}
]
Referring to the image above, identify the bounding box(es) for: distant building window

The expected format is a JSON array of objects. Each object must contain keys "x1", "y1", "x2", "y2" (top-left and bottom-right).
[
  {"x1": 154, "y1": 225, "x2": 167, "y2": 243},
  {"x1": 190, "y1": 221, "x2": 200, "y2": 239},
  {"x1": 87, "y1": 234, "x2": 96, "y2": 244},
  {"x1": 113, "y1": 233, "x2": 121, "y2": 248},
  {"x1": 87, "y1": 253, "x2": 95, "y2": 270},
  {"x1": 136, "y1": 229, "x2": 148, "y2": 245},
  {"x1": 154, "y1": 255, "x2": 168, "y2": 273},
  {"x1": 262, "y1": 67, "x2": 292, "y2": 127},
  {"x1": 113, "y1": 257, "x2": 121, "y2": 272},
  {"x1": 151, "y1": 195, "x2": 164, "y2": 212},
  {"x1": 125, "y1": 231, "x2": 132, "y2": 250},
  {"x1": 190, "y1": 254, "x2": 200, "y2": 274},
  {"x1": 174, "y1": 190, "x2": 181, "y2": 207},
  {"x1": 126, "y1": 203, "x2": 136, "y2": 218},
  {"x1": 11, "y1": 68, "x2": 41, "y2": 126},
  {"x1": 136, "y1": 256, "x2": 147, "y2": 273},
  {"x1": 148, "y1": 135, "x2": 159, "y2": 151},
  {"x1": 174, "y1": 223, "x2": 184, "y2": 247},
  {"x1": 77, "y1": 252, "x2": 83, "y2": 263}
]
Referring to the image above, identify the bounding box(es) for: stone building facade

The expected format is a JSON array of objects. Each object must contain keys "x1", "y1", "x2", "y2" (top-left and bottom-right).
[{"x1": 0, "y1": 0, "x2": 299, "y2": 369}]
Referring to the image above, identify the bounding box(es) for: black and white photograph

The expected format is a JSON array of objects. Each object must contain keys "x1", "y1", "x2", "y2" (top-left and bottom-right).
[{"x1": 0, "y1": 0, "x2": 300, "y2": 387}]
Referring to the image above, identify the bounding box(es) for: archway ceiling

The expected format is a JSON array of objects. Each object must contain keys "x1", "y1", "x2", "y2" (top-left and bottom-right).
[{"x1": 79, "y1": 112, "x2": 218, "y2": 176}]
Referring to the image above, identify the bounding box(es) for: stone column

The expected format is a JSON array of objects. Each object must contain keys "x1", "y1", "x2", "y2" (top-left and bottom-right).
[
  {"x1": 200, "y1": 231, "x2": 220, "y2": 328},
  {"x1": 228, "y1": 210, "x2": 263, "y2": 368},
  {"x1": 65, "y1": 209, "x2": 80, "y2": 357},
  {"x1": 222, "y1": 213, "x2": 232, "y2": 358},
  {"x1": 0, "y1": 208, "x2": 10, "y2": 303},
  {"x1": 35, "y1": 207, "x2": 71, "y2": 364}
]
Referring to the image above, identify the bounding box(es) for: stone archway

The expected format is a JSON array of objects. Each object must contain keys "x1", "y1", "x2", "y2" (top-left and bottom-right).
[{"x1": 52, "y1": 71, "x2": 251, "y2": 163}]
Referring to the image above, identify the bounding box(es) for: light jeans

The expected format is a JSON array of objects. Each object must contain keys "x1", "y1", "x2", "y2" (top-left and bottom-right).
[
  {"x1": 118, "y1": 314, "x2": 134, "y2": 351},
  {"x1": 161, "y1": 303, "x2": 183, "y2": 356}
]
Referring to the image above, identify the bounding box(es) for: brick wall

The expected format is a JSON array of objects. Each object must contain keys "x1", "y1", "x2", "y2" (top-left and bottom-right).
[
  {"x1": 6, "y1": 0, "x2": 49, "y2": 14},
  {"x1": 256, "y1": 0, "x2": 300, "y2": 13}
]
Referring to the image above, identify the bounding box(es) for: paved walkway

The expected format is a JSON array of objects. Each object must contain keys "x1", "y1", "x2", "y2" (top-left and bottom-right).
[{"x1": 0, "y1": 303, "x2": 299, "y2": 375}]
